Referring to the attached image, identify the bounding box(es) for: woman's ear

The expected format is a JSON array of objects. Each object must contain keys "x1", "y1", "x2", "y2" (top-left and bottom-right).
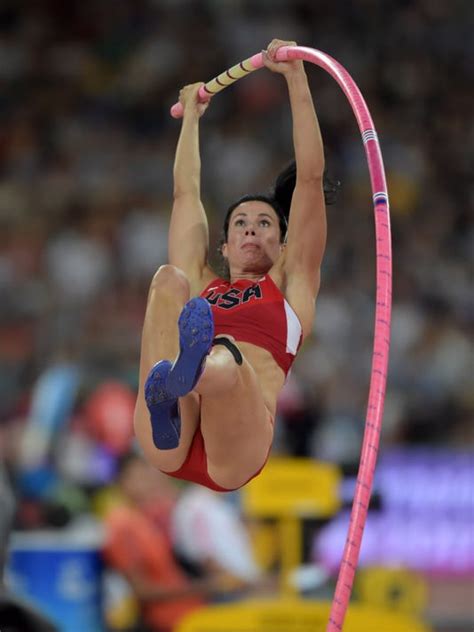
[{"x1": 221, "y1": 242, "x2": 228, "y2": 259}]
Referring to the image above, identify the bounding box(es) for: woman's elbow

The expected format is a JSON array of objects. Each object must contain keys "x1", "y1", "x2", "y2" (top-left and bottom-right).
[
  {"x1": 296, "y1": 172, "x2": 324, "y2": 189},
  {"x1": 173, "y1": 185, "x2": 200, "y2": 199}
]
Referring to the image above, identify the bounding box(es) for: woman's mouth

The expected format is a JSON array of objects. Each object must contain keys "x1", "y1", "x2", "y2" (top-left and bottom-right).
[{"x1": 242, "y1": 243, "x2": 260, "y2": 250}]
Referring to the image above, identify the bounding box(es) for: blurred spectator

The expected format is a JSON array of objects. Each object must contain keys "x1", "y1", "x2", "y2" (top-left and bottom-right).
[
  {"x1": 103, "y1": 452, "x2": 254, "y2": 632},
  {"x1": 172, "y1": 484, "x2": 264, "y2": 588},
  {"x1": 0, "y1": 465, "x2": 59, "y2": 632}
]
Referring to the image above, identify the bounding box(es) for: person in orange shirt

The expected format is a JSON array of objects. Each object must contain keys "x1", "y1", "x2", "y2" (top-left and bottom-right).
[{"x1": 103, "y1": 453, "x2": 229, "y2": 632}]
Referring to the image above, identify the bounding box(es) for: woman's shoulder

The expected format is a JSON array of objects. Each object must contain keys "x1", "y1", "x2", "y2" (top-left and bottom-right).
[{"x1": 270, "y1": 252, "x2": 317, "y2": 339}]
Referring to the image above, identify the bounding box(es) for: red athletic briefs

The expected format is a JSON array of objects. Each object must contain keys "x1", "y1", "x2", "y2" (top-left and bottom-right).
[{"x1": 166, "y1": 410, "x2": 274, "y2": 492}]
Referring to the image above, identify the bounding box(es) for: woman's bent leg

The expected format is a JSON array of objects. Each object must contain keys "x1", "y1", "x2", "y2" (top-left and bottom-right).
[
  {"x1": 195, "y1": 347, "x2": 274, "y2": 490},
  {"x1": 134, "y1": 265, "x2": 200, "y2": 472}
]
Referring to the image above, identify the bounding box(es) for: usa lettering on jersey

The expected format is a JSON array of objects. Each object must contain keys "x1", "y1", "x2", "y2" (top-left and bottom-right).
[{"x1": 204, "y1": 284, "x2": 262, "y2": 309}]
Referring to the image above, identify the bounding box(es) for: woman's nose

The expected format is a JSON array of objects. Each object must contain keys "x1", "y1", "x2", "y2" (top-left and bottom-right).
[{"x1": 245, "y1": 227, "x2": 256, "y2": 235}]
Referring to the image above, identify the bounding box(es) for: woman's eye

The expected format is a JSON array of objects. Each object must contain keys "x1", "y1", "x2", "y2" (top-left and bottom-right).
[
  {"x1": 260, "y1": 220, "x2": 270, "y2": 226},
  {"x1": 235, "y1": 219, "x2": 245, "y2": 226}
]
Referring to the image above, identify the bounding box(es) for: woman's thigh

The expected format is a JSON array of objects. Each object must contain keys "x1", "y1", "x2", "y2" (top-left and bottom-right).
[{"x1": 199, "y1": 360, "x2": 274, "y2": 489}]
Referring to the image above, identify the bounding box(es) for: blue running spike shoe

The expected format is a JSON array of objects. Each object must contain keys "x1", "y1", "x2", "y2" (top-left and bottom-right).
[
  {"x1": 144, "y1": 360, "x2": 181, "y2": 450},
  {"x1": 166, "y1": 297, "x2": 214, "y2": 398}
]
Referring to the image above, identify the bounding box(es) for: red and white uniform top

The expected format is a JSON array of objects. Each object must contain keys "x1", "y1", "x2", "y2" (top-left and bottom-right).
[{"x1": 200, "y1": 274, "x2": 302, "y2": 375}]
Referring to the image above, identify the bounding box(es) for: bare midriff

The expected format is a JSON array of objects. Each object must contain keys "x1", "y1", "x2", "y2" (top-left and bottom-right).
[{"x1": 235, "y1": 340, "x2": 286, "y2": 417}]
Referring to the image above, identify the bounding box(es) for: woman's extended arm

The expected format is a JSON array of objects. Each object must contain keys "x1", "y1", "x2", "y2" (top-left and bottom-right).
[
  {"x1": 168, "y1": 83, "x2": 213, "y2": 290},
  {"x1": 264, "y1": 40, "x2": 327, "y2": 298}
]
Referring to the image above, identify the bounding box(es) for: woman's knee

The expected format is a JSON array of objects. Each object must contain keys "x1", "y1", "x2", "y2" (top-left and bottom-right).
[{"x1": 150, "y1": 264, "x2": 190, "y2": 298}]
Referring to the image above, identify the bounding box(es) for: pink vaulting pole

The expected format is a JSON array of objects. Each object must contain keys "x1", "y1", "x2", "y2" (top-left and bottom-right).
[{"x1": 171, "y1": 46, "x2": 392, "y2": 631}]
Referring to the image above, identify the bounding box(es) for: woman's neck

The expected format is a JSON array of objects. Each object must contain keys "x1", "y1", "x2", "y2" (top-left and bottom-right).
[{"x1": 230, "y1": 272, "x2": 265, "y2": 283}]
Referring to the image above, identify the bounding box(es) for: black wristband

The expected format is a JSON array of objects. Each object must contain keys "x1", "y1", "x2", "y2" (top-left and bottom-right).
[{"x1": 211, "y1": 337, "x2": 243, "y2": 366}]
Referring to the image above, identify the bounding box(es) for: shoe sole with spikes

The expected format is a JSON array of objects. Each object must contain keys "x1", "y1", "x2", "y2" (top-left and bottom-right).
[{"x1": 144, "y1": 360, "x2": 181, "y2": 450}]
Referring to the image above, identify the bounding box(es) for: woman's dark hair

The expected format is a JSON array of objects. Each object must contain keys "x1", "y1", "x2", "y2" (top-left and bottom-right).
[
  {"x1": 272, "y1": 160, "x2": 341, "y2": 219},
  {"x1": 222, "y1": 160, "x2": 340, "y2": 242}
]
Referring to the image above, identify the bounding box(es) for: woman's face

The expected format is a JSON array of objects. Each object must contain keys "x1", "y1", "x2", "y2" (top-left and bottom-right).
[{"x1": 221, "y1": 201, "x2": 284, "y2": 276}]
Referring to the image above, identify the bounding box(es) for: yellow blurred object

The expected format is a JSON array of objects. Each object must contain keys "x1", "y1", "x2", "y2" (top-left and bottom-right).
[
  {"x1": 242, "y1": 458, "x2": 341, "y2": 596},
  {"x1": 91, "y1": 485, "x2": 123, "y2": 518},
  {"x1": 105, "y1": 594, "x2": 140, "y2": 630},
  {"x1": 356, "y1": 566, "x2": 428, "y2": 615},
  {"x1": 248, "y1": 521, "x2": 279, "y2": 571},
  {"x1": 176, "y1": 599, "x2": 432, "y2": 632},
  {"x1": 242, "y1": 458, "x2": 341, "y2": 519},
  {"x1": 386, "y1": 172, "x2": 420, "y2": 214},
  {"x1": 347, "y1": 172, "x2": 419, "y2": 216}
]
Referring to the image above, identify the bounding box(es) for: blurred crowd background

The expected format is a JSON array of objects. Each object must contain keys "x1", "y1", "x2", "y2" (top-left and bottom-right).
[{"x1": 0, "y1": 1, "x2": 471, "y2": 632}]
